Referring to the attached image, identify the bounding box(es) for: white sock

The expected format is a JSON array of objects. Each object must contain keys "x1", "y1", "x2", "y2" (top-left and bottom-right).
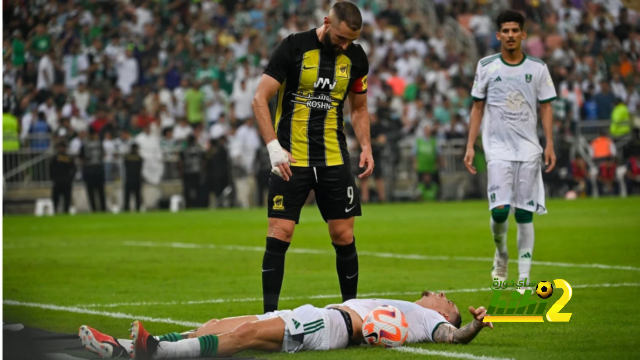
[
  {"x1": 152, "y1": 338, "x2": 201, "y2": 360},
  {"x1": 491, "y1": 218, "x2": 508, "y2": 256},
  {"x1": 117, "y1": 339, "x2": 133, "y2": 352},
  {"x1": 517, "y1": 222, "x2": 534, "y2": 281}
]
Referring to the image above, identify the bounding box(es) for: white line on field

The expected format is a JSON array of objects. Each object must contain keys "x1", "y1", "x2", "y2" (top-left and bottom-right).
[
  {"x1": 123, "y1": 241, "x2": 640, "y2": 272},
  {"x1": 2, "y1": 300, "x2": 201, "y2": 327},
  {"x1": 394, "y1": 346, "x2": 514, "y2": 360},
  {"x1": 74, "y1": 283, "x2": 640, "y2": 309}
]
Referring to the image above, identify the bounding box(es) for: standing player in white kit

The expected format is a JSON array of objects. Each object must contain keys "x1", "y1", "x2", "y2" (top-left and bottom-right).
[{"x1": 464, "y1": 10, "x2": 557, "y2": 285}]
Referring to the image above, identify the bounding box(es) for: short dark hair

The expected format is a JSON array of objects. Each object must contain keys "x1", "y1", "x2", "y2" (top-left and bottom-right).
[
  {"x1": 496, "y1": 10, "x2": 525, "y2": 30},
  {"x1": 331, "y1": 2, "x2": 362, "y2": 31}
]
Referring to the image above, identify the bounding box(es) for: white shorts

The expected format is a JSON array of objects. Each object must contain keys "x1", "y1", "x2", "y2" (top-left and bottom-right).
[
  {"x1": 487, "y1": 160, "x2": 547, "y2": 214},
  {"x1": 256, "y1": 304, "x2": 349, "y2": 352}
]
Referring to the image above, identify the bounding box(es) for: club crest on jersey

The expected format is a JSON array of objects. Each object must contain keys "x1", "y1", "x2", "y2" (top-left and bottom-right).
[
  {"x1": 337, "y1": 64, "x2": 349, "y2": 78},
  {"x1": 273, "y1": 195, "x2": 284, "y2": 210},
  {"x1": 525, "y1": 74, "x2": 532, "y2": 83}
]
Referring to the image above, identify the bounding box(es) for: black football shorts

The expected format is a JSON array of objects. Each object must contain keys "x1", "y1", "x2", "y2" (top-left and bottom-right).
[{"x1": 267, "y1": 164, "x2": 362, "y2": 223}]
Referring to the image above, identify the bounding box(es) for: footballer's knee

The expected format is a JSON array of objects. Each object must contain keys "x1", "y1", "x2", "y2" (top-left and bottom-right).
[
  {"x1": 515, "y1": 208, "x2": 533, "y2": 223},
  {"x1": 491, "y1": 205, "x2": 510, "y2": 223},
  {"x1": 267, "y1": 219, "x2": 295, "y2": 242},
  {"x1": 231, "y1": 322, "x2": 259, "y2": 346},
  {"x1": 329, "y1": 224, "x2": 354, "y2": 246}
]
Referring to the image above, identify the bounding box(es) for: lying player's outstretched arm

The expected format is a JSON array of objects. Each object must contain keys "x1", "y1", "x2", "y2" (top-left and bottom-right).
[{"x1": 432, "y1": 306, "x2": 493, "y2": 344}]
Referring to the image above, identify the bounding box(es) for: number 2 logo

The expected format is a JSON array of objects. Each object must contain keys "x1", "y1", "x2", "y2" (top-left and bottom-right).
[{"x1": 546, "y1": 279, "x2": 573, "y2": 322}]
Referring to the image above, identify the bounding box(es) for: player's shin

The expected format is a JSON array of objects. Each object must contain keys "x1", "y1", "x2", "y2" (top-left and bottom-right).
[
  {"x1": 490, "y1": 207, "x2": 509, "y2": 255},
  {"x1": 333, "y1": 236, "x2": 358, "y2": 302},
  {"x1": 262, "y1": 237, "x2": 290, "y2": 313},
  {"x1": 515, "y1": 209, "x2": 534, "y2": 280}
]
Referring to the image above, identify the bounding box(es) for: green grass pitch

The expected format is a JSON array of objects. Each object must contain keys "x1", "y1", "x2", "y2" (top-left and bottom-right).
[{"x1": 4, "y1": 198, "x2": 640, "y2": 359}]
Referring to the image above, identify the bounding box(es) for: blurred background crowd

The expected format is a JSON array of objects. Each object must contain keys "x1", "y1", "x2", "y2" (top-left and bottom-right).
[{"x1": 3, "y1": 0, "x2": 640, "y2": 214}]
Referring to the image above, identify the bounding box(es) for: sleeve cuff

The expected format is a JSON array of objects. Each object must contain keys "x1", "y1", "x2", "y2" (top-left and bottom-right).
[
  {"x1": 431, "y1": 322, "x2": 447, "y2": 342},
  {"x1": 538, "y1": 96, "x2": 557, "y2": 104},
  {"x1": 352, "y1": 90, "x2": 367, "y2": 94},
  {"x1": 472, "y1": 96, "x2": 486, "y2": 101},
  {"x1": 262, "y1": 70, "x2": 285, "y2": 84}
]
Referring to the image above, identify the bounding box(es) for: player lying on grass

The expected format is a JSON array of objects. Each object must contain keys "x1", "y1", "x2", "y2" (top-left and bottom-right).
[{"x1": 79, "y1": 291, "x2": 493, "y2": 359}]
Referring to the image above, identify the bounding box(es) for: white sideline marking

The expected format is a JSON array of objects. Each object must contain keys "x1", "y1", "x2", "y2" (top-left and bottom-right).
[
  {"x1": 75, "y1": 283, "x2": 640, "y2": 309},
  {"x1": 395, "y1": 346, "x2": 514, "y2": 360},
  {"x1": 2, "y1": 300, "x2": 201, "y2": 328},
  {"x1": 123, "y1": 241, "x2": 640, "y2": 272}
]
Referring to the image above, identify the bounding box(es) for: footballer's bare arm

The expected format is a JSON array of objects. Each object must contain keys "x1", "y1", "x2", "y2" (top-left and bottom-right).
[
  {"x1": 433, "y1": 306, "x2": 493, "y2": 344},
  {"x1": 432, "y1": 321, "x2": 483, "y2": 344}
]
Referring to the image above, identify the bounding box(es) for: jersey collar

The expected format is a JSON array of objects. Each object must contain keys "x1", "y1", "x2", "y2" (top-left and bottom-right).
[{"x1": 500, "y1": 53, "x2": 527, "y2": 67}]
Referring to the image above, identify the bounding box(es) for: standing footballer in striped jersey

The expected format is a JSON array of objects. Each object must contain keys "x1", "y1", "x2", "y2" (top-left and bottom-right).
[{"x1": 252, "y1": 2, "x2": 373, "y2": 313}]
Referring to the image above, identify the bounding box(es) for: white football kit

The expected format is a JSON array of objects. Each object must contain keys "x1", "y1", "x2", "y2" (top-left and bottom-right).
[
  {"x1": 471, "y1": 54, "x2": 557, "y2": 214},
  {"x1": 255, "y1": 299, "x2": 450, "y2": 352},
  {"x1": 337, "y1": 298, "x2": 450, "y2": 343}
]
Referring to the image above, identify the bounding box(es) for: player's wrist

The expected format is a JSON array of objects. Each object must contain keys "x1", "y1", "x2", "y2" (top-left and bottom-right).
[{"x1": 266, "y1": 139, "x2": 282, "y2": 152}]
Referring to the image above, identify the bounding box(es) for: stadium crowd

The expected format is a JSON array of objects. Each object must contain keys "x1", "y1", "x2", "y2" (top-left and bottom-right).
[{"x1": 3, "y1": 0, "x2": 640, "y2": 212}]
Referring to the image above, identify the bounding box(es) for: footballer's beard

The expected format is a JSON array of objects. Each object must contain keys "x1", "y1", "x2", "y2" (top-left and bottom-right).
[{"x1": 323, "y1": 33, "x2": 345, "y2": 55}]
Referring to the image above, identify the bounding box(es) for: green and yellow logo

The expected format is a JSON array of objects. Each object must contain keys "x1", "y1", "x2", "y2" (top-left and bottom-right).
[{"x1": 484, "y1": 279, "x2": 572, "y2": 323}]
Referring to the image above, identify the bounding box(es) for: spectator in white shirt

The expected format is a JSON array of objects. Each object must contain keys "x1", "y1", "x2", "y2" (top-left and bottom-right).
[
  {"x1": 72, "y1": 82, "x2": 91, "y2": 114},
  {"x1": 63, "y1": 44, "x2": 89, "y2": 90},
  {"x1": 157, "y1": 78, "x2": 175, "y2": 117},
  {"x1": 37, "y1": 97, "x2": 59, "y2": 130},
  {"x1": 135, "y1": 120, "x2": 164, "y2": 185},
  {"x1": 173, "y1": 118, "x2": 193, "y2": 142},
  {"x1": 105, "y1": 36, "x2": 125, "y2": 62},
  {"x1": 173, "y1": 78, "x2": 188, "y2": 120},
  {"x1": 70, "y1": 106, "x2": 88, "y2": 133},
  {"x1": 230, "y1": 79, "x2": 254, "y2": 123},
  {"x1": 103, "y1": 131, "x2": 117, "y2": 181},
  {"x1": 210, "y1": 113, "x2": 230, "y2": 140},
  {"x1": 20, "y1": 107, "x2": 38, "y2": 143},
  {"x1": 403, "y1": 32, "x2": 429, "y2": 58},
  {"x1": 229, "y1": 117, "x2": 261, "y2": 208},
  {"x1": 159, "y1": 104, "x2": 175, "y2": 130},
  {"x1": 116, "y1": 49, "x2": 139, "y2": 96},
  {"x1": 558, "y1": 0, "x2": 582, "y2": 27},
  {"x1": 132, "y1": 2, "x2": 153, "y2": 35},
  {"x1": 202, "y1": 79, "x2": 230, "y2": 126},
  {"x1": 428, "y1": 29, "x2": 447, "y2": 62},
  {"x1": 69, "y1": 131, "x2": 86, "y2": 156},
  {"x1": 37, "y1": 49, "x2": 55, "y2": 92},
  {"x1": 469, "y1": 7, "x2": 493, "y2": 56}
]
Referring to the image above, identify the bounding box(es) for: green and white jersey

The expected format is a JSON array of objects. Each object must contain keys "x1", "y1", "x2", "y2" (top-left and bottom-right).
[{"x1": 471, "y1": 54, "x2": 556, "y2": 162}]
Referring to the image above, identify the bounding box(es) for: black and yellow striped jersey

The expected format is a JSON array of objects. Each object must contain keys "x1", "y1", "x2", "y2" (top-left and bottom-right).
[{"x1": 264, "y1": 29, "x2": 369, "y2": 167}]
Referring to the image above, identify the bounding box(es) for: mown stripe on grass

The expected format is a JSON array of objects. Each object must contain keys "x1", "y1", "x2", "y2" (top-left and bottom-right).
[
  {"x1": 72, "y1": 283, "x2": 640, "y2": 308},
  {"x1": 2, "y1": 300, "x2": 201, "y2": 327},
  {"x1": 123, "y1": 241, "x2": 640, "y2": 272}
]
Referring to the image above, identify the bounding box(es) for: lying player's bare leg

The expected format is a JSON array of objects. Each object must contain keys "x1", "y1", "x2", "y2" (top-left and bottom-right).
[
  {"x1": 216, "y1": 317, "x2": 284, "y2": 356},
  {"x1": 132, "y1": 317, "x2": 285, "y2": 359},
  {"x1": 191, "y1": 316, "x2": 260, "y2": 337}
]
